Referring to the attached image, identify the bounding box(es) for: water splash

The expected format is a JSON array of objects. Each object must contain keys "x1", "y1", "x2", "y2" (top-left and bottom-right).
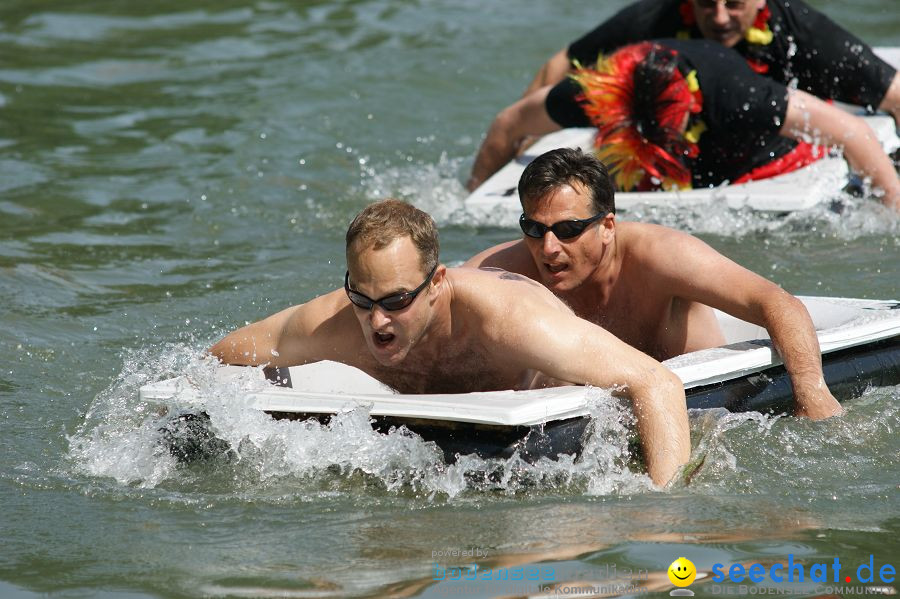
[
  {"x1": 66, "y1": 344, "x2": 207, "y2": 487},
  {"x1": 586, "y1": 191, "x2": 900, "y2": 240},
  {"x1": 67, "y1": 346, "x2": 652, "y2": 499},
  {"x1": 68, "y1": 344, "x2": 899, "y2": 505},
  {"x1": 360, "y1": 152, "x2": 474, "y2": 226}
]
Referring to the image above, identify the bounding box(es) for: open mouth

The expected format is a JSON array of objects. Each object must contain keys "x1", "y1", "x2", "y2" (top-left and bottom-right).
[
  {"x1": 709, "y1": 27, "x2": 736, "y2": 39},
  {"x1": 373, "y1": 331, "x2": 395, "y2": 348},
  {"x1": 545, "y1": 262, "x2": 568, "y2": 274}
]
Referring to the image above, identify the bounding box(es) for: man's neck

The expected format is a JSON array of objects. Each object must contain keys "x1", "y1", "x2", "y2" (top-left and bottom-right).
[
  {"x1": 402, "y1": 278, "x2": 457, "y2": 372},
  {"x1": 560, "y1": 236, "x2": 622, "y2": 323}
]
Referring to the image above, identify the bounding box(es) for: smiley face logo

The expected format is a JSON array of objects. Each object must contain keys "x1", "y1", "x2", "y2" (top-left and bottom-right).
[{"x1": 668, "y1": 557, "x2": 696, "y2": 587}]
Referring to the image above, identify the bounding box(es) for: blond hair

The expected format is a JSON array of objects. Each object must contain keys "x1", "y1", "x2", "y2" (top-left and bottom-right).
[{"x1": 345, "y1": 199, "x2": 439, "y2": 273}]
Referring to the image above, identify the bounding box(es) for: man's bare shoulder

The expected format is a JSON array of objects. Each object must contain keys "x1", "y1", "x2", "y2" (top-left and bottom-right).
[
  {"x1": 618, "y1": 221, "x2": 712, "y2": 265},
  {"x1": 286, "y1": 288, "x2": 358, "y2": 335},
  {"x1": 447, "y1": 266, "x2": 568, "y2": 313},
  {"x1": 448, "y1": 265, "x2": 545, "y2": 286},
  {"x1": 619, "y1": 220, "x2": 697, "y2": 245},
  {"x1": 463, "y1": 240, "x2": 540, "y2": 279}
]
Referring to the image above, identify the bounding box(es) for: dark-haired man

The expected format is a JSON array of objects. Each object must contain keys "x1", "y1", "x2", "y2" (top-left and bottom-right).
[
  {"x1": 465, "y1": 148, "x2": 843, "y2": 420},
  {"x1": 524, "y1": 0, "x2": 900, "y2": 126},
  {"x1": 467, "y1": 40, "x2": 899, "y2": 211},
  {"x1": 211, "y1": 199, "x2": 690, "y2": 485}
]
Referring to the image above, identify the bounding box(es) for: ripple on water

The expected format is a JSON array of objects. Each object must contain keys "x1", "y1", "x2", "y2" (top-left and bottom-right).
[{"x1": 685, "y1": 387, "x2": 900, "y2": 513}]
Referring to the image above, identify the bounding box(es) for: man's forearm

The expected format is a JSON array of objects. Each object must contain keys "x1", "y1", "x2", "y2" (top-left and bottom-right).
[
  {"x1": 467, "y1": 88, "x2": 560, "y2": 192},
  {"x1": 467, "y1": 116, "x2": 519, "y2": 191},
  {"x1": 842, "y1": 129, "x2": 900, "y2": 211},
  {"x1": 785, "y1": 90, "x2": 900, "y2": 211},
  {"x1": 208, "y1": 310, "x2": 293, "y2": 367},
  {"x1": 761, "y1": 293, "x2": 842, "y2": 418},
  {"x1": 630, "y1": 370, "x2": 691, "y2": 487},
  {"x1": 877, "y1": 72, "x2": 900, "y2": 129}
]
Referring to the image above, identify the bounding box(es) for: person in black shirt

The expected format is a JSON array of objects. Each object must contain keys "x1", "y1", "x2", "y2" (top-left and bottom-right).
[
  {"x1": 467, "y1": 40, "x2": 899, "y2": 210},
  {"x1": 524, "y1": 0, "x2": 899, "y2": 124}
]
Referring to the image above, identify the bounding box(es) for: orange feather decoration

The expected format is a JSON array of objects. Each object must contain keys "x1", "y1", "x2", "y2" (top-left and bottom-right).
[{"x1": 571, "y1": 42, "x2": 702, "y2": 191}]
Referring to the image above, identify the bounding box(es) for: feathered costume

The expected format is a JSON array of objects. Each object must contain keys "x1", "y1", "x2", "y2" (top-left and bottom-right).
[{"x1": 571, "y1": 42, "x2": 704, "y2": 191}]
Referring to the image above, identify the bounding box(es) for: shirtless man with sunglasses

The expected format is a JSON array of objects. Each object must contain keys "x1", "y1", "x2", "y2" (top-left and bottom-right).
[
  {"x1": 209, "y1": 199, "x2": 690, "y2": 486},
  {"x1": 465, "y1": 148, "x2": 843, "y2": 420}
]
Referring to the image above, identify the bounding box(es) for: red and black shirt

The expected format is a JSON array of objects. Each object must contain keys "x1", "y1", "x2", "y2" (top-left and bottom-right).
[{"x1": 548, "y1": 39, "x2": 796, "y2": 188}]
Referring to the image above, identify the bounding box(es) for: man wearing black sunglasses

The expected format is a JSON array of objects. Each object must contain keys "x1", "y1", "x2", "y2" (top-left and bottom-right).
[
  {"x1": 466, "y1": 148, "x2": 842, "y2": 420},
  {"x1": 210, "y1": 199, "x2": 690, "y2": 486}
]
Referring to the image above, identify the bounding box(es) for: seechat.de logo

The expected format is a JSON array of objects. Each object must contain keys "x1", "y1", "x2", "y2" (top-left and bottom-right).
[{"x1": 711, "y1": 554, "x2": 895, "y2": 585}]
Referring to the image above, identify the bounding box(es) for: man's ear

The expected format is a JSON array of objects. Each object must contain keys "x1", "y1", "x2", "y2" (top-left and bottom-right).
[
  {"x1": 430, "y1": 264, "x2": 447, "y2": 293},
  {"x1": 600, "y1": 213, "x2": 616, "y2": 244}
]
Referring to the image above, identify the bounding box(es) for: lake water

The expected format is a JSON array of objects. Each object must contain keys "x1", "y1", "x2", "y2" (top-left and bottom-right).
[{"x1": 1, "y1": 1, "x2": 898, "y2": 597}]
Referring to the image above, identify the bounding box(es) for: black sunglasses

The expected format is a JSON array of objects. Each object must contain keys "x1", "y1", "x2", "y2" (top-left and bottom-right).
[
  {"x1": 344, "y1": 264, "x2": 438, "y2": 311},
  {"x1": 519, "y1": 212, "x2": 608, "y2": 240}
]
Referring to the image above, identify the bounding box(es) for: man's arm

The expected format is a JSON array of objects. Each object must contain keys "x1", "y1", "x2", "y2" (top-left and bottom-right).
[
  {"x1": 782, "y1": 90, "x2": 900, "y2": 211},
  {"x1": 878, "y1": 72, "x2": 900, "y2": 128},
  {"x1": 641, "y1": 227, "x2": 842, "y2": 420},
  {"x1": 498, "y1": 290, "x2": 690, "y2": 486},
  {"x1": 466, "y1": 86, "x2": 561, "y2": 192},
  {"x1": 208, "y1": 290, "x2": 349, "y2": 367},
  {"x1": 522, "y1": 48, "x2": 572, "y2": 97}
]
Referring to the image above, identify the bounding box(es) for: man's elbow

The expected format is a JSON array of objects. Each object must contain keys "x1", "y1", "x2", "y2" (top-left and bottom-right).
[
  {"x1": 206, "y1": 338, "x2": 235, "y2": 365},
  {"x1": 759, "y1": 289, "x2": 809, "y2": 326},
  {"x1": 627, "y1": 362, "x2": 684, "y2": 398},
  {"x1": 207, "y1": 333, "x2": 268, "y2": 366},
  {"x1": 652, "y1": 366, "x2": 686, "y2": 400}
]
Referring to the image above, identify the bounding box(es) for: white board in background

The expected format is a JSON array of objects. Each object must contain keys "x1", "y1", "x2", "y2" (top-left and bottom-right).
[{"x1": 465, "y1": 46, "x2": 900, "y2": 220}]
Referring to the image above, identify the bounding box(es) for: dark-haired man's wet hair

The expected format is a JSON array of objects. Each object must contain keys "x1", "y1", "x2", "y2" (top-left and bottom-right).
[{"x1": 517, "y1": 148, "x2": 616, "y2": 215}]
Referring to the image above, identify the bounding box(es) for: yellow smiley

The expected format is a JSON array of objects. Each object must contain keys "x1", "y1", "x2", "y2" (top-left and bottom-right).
[{"x1": 668, "y1": 557, "x2": 697, "y2": 587}]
